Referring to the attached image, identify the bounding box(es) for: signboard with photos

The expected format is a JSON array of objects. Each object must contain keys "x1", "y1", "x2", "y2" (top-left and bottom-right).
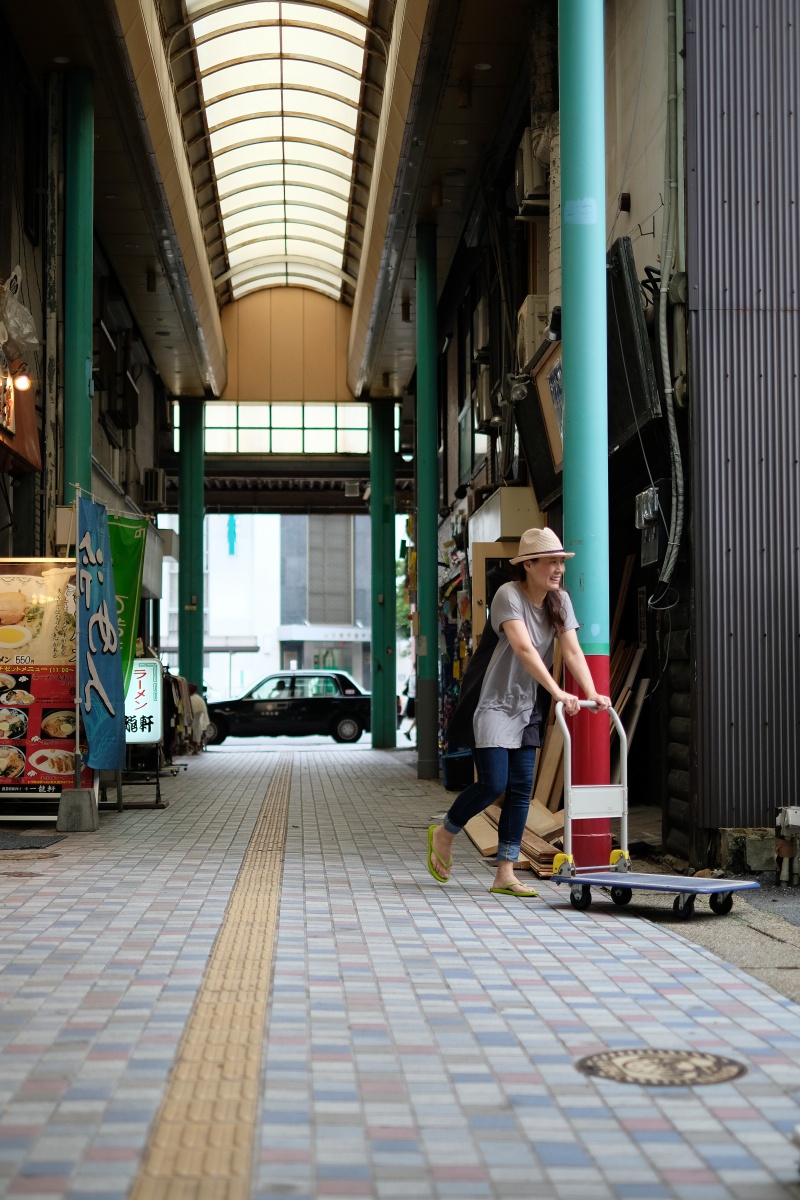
[{"x1": 0, "y1": 559, "x2": 93, "y2": 810}]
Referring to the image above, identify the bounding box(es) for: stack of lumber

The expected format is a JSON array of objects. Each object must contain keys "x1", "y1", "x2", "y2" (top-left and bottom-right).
[{"x1": 466, "y1": 796, "x2": 564, "y2": 877}]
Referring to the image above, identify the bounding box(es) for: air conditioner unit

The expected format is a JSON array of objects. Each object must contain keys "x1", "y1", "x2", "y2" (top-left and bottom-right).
[
  {"x1": 516, "y1": 295, "x2": 549, "y2": 370},
  {"x1": 474, "y1": 364, "x2": 493, "y2": 429},
  {"x1": 142, "y1": 467, "x2": 167, "y2": 512},
  {"x1": 472, "y1": 295, "x2": 489, "y2": 361},
  {"x1": 514, "y1": 128, "x2": 549, "y2": 213}
]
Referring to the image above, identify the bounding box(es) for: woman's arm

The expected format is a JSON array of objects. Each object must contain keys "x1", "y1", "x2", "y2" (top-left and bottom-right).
[
  {"x1": 502, "y1": 620, "x2": 582, "y2": 715},
  {"x1": 557, "y1": 628, "x2": 612, "y2": 710}
]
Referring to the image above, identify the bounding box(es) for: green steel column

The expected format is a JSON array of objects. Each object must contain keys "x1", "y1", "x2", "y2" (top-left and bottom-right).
[
  {"x1": 178, "y1": 401, "x2": 205, "y2": 688},
  {"x1": 415, "y1": 223, "x2": 439, "y2": 779},
  {"x1": 63, "y1": 69, "x2": 94, "y2": 502},
  {"x1": 369, "y1": 400, "x2": 396, "y2": 746},
  {"x1": 559, "y1": 0, "x2": 611, "y2": 865}
]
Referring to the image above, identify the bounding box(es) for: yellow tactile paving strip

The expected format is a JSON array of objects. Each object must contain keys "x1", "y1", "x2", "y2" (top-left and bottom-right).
[{"x1": 129, "y1": 754, "x2": 292, "y2": 1200}]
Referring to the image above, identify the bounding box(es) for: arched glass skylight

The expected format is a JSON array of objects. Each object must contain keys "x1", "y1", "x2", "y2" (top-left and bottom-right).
[{"x1": 184, "y1": 0, "x2": 371, "y2": 300}]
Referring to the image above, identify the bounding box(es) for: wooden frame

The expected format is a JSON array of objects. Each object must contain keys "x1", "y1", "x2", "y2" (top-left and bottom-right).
[
  {"x1": 470, "y1": 540, "x2": 520, "y2": 644},
  {"x1": 532, "y1": 339, "x2": 564, "y2": 471}
]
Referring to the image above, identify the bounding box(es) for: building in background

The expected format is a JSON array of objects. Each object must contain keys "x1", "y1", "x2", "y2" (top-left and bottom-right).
[{"x1": 160, "y1": 513, "x2": 371, "y2": 698}]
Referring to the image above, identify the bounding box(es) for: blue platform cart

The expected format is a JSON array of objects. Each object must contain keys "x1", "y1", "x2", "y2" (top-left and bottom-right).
[{"x1": 550, "y1": 701, "x2": 759, "y2": 919}]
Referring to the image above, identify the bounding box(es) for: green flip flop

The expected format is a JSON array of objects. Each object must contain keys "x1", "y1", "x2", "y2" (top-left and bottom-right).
[
  {"x1": 489, "y1": 885, "x2": 538, "y2": 898},
  {"x1": 427, "y1": 825, "x2": 452, "y2": 883}
]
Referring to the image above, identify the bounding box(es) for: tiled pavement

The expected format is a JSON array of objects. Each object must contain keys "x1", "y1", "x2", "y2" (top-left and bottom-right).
[{"x1": 0, "y1": 745, "x2": 799, "y2": 1200}]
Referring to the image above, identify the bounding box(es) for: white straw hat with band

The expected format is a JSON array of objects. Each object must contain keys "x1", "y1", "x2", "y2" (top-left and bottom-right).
[{"x1": 509, "y1": 527, "x2": 575, "y2": 564}]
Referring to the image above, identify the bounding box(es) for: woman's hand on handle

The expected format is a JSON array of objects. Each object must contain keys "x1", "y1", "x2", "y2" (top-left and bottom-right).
[
  {"x1": 556, "y1": 690, "x2": 581, "y2": 717},
  {"x1": 586, "y1": 692, "x2": 612, "y2": 711}
]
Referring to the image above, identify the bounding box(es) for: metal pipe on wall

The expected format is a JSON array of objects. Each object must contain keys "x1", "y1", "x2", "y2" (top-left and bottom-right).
[
  {"x1": 178, "y1": 400, "x2": 205, "y2": 688},
  {"x1": 44, "y1": 72, "x2": 62, "y2": 553},
  {"x1": 415, "y1": 222, "x2": 439, "y2": 779},
  {"x1": 559, "y1": 0, "x2": 611, "y2": 866},
  {"x1": 63, "y1": 68, "x2": 94, "y2": 503},
  {"x1": 370, "y1": 399, "x2": 397, "y2": 746}
]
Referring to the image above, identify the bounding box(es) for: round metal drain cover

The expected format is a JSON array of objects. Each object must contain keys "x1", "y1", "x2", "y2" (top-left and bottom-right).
[{"x1": 576, "y1": 1049, "x2": 747, "y2": 1087}]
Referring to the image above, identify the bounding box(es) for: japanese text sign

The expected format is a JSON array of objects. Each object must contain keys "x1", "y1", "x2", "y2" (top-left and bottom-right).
[
  {"x1": 77, "y1": 497, "x2": 125, "y2": 769},
  {"x1": 124, "y1": 660, "x2": 162, "y2": 744}
]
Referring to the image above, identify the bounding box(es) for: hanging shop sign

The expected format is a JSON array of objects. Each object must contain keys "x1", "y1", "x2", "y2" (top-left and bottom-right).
[
  {"x1": 0, "y1": 558, "x2": 92, "y2": 802},
  {"x1": 77, "y1": 497, "x2": 126, "y2": 770},
  {"x1": 107, "y1": 514, "x2": 148, "y2": 695},
  {"x1": 125, "y1": 659, "x2": 163, "y2": 744}
]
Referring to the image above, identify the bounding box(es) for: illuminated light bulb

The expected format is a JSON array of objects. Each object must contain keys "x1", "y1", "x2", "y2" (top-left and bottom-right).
[{"x1": 14, "y1": 373, "x2": 31, "y2": 391}]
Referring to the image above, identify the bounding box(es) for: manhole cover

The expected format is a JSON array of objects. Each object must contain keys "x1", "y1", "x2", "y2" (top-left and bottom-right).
[{"x1": 575, "y1": 1049, "x2": 747, "y2": 1087}]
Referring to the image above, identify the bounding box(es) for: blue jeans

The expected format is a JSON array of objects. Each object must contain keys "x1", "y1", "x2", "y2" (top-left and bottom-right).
[{"x1": 444, "y1": 746, "x2": 537, "y2": 862}]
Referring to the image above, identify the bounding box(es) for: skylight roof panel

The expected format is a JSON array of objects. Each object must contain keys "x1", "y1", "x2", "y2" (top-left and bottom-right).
[
  {"x1": 217, "y1": 171, "x2": 285, "y2": 199},
  {"x1": 283, "y1": 238, "x2": 344, "y2": 267},
  {"x1": 206, "y1": 93, "x2": 283, "y2": 128},
  {"x1": 189, "y1": 0, "x2": 280, "y2": 22},
  {"x1": 213, "y1": 146, "x2": 283, "y2": 176},
  {"x1": 282, "y1": 185, "x2": 349, "y2": 215},
  {"x1": 281, "y1": 27, "x2": 364, "y2": 72},
  {"x1": 282, "y1": 60, "x2": 362, "y2": 103},
  {"x1": 196, "y1": 26, "x2": 280, "y2": 69},
  {"x1": 282, "y1": 3, "x2": 368, "y2": 35},
  {"x1": 282, "y1": 117, "x2": 355, "y2": 155},
  {"x1": 280, "y1": 89, "x2": 357, "y2": 129},
  {"x1": 200, "y1": 61, "x2": 282, "y2": 102},
  {"x1": 285, "y1": 165, "x2": 351, "y2": 197},
  {"x1": 209, "y1": 118, "x2": 283, "y2": 153}
]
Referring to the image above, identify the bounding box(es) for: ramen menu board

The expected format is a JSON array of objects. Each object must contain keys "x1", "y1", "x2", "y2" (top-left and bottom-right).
[{"x1": 0, "y1": 559, "x2": 93, "y2": 800}]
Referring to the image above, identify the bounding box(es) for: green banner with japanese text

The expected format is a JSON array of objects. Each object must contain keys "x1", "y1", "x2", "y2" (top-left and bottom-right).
[{"x1": 107, "y1": 515, "x2": 148, "y2": 695}]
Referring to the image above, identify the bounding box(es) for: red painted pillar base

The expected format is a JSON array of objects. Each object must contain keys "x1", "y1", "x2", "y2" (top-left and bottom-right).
[{"x1": 566, "y1": 655, "x2": 612, "y2": 868}]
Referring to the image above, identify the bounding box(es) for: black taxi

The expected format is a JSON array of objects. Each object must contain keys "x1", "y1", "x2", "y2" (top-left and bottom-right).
[{"x1": 205, "y1": 669, "x2": 372, "y2": 745}]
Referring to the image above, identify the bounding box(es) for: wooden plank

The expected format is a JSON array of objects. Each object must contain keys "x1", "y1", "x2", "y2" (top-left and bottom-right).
[
  {"x1": 464, "y1": 811, "x2": 499, "y2": 855},
  {"x1": 624, "y1": 677, "x2": 649, "y2": 749},
  {"x1": 610, "y1": 554, "x2": 636, "y2": 651},
  {"x1": 621, "y1": 646, "x2": 645, "y2": 695},
  {"x1": 611, "y1": 677, "x2": 650, "y2": 784},
  {"x1": 526, "y1": 797, "x2": 564, "y2": 842},
  {"x1": 533, "y1": 723, "x2": 563, "y2": 810},
  {"x1": 546, "y1": 754, "x2": 564, "y2": 812},
  {"x1": 533, "y1": 642, "x2": 563, "y2": 790}
]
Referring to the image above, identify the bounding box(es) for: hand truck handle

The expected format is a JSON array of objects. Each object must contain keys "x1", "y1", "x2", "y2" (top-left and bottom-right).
[{"x1": 554, "y1": 700, "x2": 629, "y2": 785}]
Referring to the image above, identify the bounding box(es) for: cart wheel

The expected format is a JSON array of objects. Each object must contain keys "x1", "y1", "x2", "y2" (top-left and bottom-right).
[
  {"x1": 709, "y1": 891, "x2": 734, "y2": 915},
  {"x1": 610, "y1": 886, "x2": 633, "y2": 907},
  {"x1": 672, "y1": 894, "x2": 696, "y2": 921},
  {"x1": 570, "y1": 885, "x2": 592, "y2": 911}
]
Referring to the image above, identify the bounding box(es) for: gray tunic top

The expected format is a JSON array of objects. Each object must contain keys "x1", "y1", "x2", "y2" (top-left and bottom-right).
[{"x1": 472, "y1": 582, "x2": 579, "y2": 749}]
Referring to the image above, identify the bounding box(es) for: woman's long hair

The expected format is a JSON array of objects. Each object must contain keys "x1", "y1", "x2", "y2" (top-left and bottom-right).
[{"x1": 516, "y1": 563, "x2": 568, "y2": 635}]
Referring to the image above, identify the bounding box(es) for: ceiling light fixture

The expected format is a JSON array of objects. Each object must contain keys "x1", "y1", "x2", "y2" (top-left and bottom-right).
[{"x1": 474, "y1": 62, "x2": 492, "y2": 71}]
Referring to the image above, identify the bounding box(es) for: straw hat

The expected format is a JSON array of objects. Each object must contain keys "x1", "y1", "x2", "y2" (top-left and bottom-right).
[{"x1": 510, "y1": 527, "x2": 575, "y2": 564}]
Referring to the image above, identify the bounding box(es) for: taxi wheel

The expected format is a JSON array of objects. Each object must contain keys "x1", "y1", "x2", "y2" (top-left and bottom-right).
[
  {"x1": 332, "y1": 714, "x2": 362, "y2": 743},
  {"x1": 205, "y1": 718, "x2": 228, "y2": 745}
]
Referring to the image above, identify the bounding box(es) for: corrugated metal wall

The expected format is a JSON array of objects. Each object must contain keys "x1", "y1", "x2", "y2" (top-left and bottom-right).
[{"x1": 686, "y1": 0, "x2": 800, "y2": 828}]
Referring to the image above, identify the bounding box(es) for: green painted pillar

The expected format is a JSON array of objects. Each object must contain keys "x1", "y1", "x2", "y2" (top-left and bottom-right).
[
  {"x1": 63, "y1": 69, "x2": 94, "y2": 502},
  {"x1": 559, "y1": 0, "x2": 611, "y2": 866},
  {"x1": 178, "y1": 400, "x2": 205, "y2": 687},
  {"x1": 415, "y1": 223, "x2": 439, "y2": 779},
  {"x1": 369, "y1": 400, "x2": 396, "y2": 746}
]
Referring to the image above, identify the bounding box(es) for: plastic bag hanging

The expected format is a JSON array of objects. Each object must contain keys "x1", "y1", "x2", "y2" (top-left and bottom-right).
[{"x1": 0, "y1": 266, "x2": 38, "y2": 361}]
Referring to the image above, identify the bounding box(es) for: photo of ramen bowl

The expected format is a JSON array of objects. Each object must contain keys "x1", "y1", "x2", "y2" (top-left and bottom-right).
[
  {"x1": 0, "y1": 688, "x2": 34, "y2": 706},
  {"x1": 0, "y1": 673, "x2": 15, "y2": 690},
  {"x1": 0, "y1": 626, "x2": 31, "y2": 650},
  {"x1": 0, "y1": 745, "x2": 24, "y2": 777},
  {"x1": 29, "y1": 748, "x2": 74, "y2": 776},
  {"x1": 41, "y1": 710, "x2": 77, "y2": 739},
  {"x1": 0, "y1": 708, "x2": 27, "y2": 739}
]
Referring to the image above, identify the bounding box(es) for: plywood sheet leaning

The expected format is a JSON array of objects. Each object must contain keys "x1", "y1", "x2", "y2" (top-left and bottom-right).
[
  {"x1": 464, "y1": 811, "x2": 499, "y2": 856},
  {"x1": 533, "y1": 721, "x2": 564, "y2": 812},
  {"x1": 611, "y1": 676, "x2": 650, "y2": 784}
]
